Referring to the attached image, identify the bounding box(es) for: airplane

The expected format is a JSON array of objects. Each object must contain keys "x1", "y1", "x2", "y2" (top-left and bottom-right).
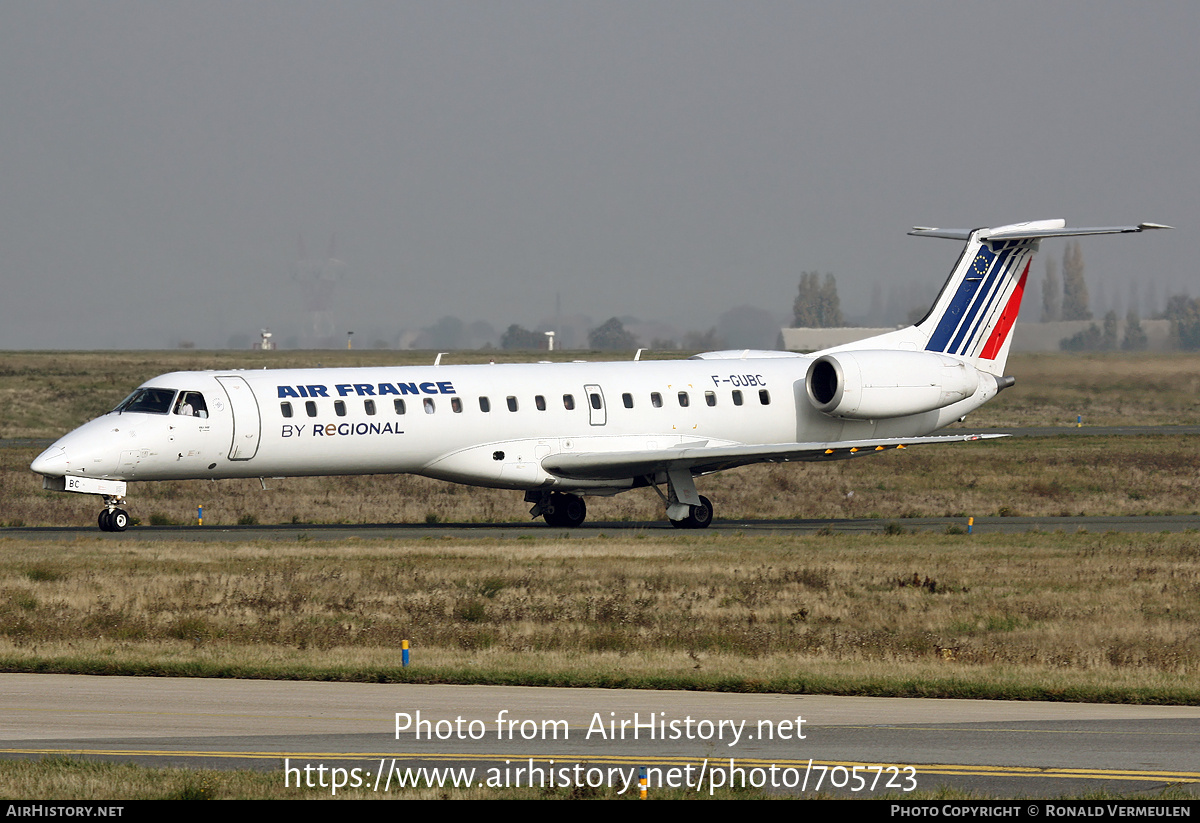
[{"x1": 31, "y1": 219, "x2": 1169, "y2": 532}]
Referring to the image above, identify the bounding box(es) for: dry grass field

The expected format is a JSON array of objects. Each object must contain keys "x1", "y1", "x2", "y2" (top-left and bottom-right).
[{"x1": 0, "y1": 530, "x2": 1197, "y2": 702}]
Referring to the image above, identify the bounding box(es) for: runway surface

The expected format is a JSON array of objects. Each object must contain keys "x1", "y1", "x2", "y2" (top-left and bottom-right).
[
  {"x1": 8, "y1": 512, "x2": 1200, "y2": 541},
  {"x1": 2, "y1": 674, "x2": 1198, "y2": 797}
]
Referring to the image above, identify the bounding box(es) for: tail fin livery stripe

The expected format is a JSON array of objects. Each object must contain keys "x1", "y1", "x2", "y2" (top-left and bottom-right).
[
  {"x1": 925, "y1": 243, "x2": 1015, "y2": 354},
  {"x1": 924, "y1": 245, "x2": 996, "y2": 352},
  {"x1": 925, "y1": 240, "x2": 1033, "y2": 358},
  {"x1": 977, "y1": 259, "x2": 1030, "y2": 360},
  {"x1": 953, "y1": 245, "x2": 1033, "y2": 357},
  {"x1": 946, "y1": 245, "x2": 1017, "y2": 354}
]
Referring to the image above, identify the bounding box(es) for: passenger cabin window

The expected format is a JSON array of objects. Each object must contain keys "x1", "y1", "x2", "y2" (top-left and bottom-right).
[
  {"x1": 622, "y1": 393, "x2": 634, "y2": 409},
  {"x1": 563, "y1": 394, "x2": 575, "y2": 410},
  {"x1": 451, "y1": 397, "x2": 463, "y2": 413},
  {"x1": 364, "y1": 399, "x2": 376, "y2": 416},
  {"x1": 589, "y1": 393, "x2": 602, "y2": 410},
  {"x1": 705, "y1": 391, "x2": 716, "y2": 407},
  {"x1": 479, "y1": 397, "x2": 490, "y2": 413},
  {"x1": 280, "y1": 402, "x2": 293, "y2": 418},
  {"x1": 759, "y1": 389, "x2": 771, "y2": 405},
  {"x1": 507, "y1": 396, "x2": 519, "y2": 412},
  {"x1": 305, "y1": 400, "x2": 318, "y2": 417},
  {"x1": 535, "y1": 395, "x2": 546, "y2": 411},
  {"x1": 113, "y1": 388, "x2": 176, "y2": 415},
  {"x1": 678, "y1": 391, "x2": 689, "y2": 407},
  {"x1": 651, "y1": 392, "x2": 663, "y2": 408},
  {"x1": 394, "y1": 399, "x2": 406, "y2": 415},
  {"x1": 173, "y1": 391, "x2": 208, "y2": 418},
  {"x1": 424, "y1": 398, "x2": 435, "y2": 414},
  {"x1": 334, "y1": 400, "x2": 347, "y2": 417},
  {"x1": 732, "y1": 390, "x2": 743, "y2": 406}
]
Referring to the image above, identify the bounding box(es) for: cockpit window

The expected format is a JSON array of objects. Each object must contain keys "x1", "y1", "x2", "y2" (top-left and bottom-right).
[
  {"x1": 173, "y1": 391, "x2": 208, "y2": 418},
  {"x1": 113, "y1": 388, "x2": 176, "y2": 415}
]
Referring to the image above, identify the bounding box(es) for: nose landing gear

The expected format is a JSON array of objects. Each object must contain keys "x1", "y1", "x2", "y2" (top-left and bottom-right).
[{"x1": 98, "y1": 496, "x2": 130, "y2": 532}]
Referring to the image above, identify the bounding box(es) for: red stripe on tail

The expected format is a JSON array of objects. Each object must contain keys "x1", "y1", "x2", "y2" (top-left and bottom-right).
[{"x1": 978, "y1": 260, "x2": 1029, "y2": 360}]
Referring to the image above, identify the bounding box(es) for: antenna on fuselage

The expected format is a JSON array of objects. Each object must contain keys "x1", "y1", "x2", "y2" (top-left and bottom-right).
[
  {"x1": 434, "y1": 352, "x2": 446, "y2": 366},
  {"x1": 634, "y1": 348, "x2": 645, "y2": 361}
]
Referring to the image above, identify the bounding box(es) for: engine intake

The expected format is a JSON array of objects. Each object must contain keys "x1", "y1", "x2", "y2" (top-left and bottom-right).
[{"x1": 806, "y1": 350, "x2": 981, "y2": 420}]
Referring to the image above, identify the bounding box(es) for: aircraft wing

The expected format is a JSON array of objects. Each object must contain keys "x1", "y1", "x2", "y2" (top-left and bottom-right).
[{"x1": 540, "y1": 433, "x2": 1006, "y2": 482}]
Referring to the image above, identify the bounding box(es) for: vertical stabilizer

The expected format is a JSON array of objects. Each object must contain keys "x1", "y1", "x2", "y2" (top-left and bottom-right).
[
  {"x1": 914, "y1": 224, "x2": 1041, "y2": 375},
  {"x1": 907, "y1": 220, "x2": 1169, "y2": 375}
]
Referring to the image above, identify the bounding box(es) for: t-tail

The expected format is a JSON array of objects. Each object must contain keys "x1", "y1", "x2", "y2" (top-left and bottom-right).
[
  {"x1": 911, "y1": 220, "x2": 1172, "y2": 374},
  {"x1": 833, "y1": 219, "x2": 1171, "y2": 376}
]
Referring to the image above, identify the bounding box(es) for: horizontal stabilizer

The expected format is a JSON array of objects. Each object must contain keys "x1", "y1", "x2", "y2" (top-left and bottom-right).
[
  {"x1": 910, "y1": 220, "x2": 1172, "y2": 242},
  {"x1": 541, "y1": 433, "x2": 1006, "y2": 482}
]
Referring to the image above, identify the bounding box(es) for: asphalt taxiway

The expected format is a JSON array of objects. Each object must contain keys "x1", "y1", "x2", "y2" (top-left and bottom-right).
[
  {"x1": 7, "y1": 511, "x2": 1200, "y2": 541},
  {"x1": 2, "y1": 674, "x2": 1198, "y2": 797}
]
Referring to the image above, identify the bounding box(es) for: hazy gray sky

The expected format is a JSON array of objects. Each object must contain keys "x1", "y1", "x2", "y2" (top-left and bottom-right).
[{"x1": 1, "y1": 1, "x2": 1195, "y2": 349}]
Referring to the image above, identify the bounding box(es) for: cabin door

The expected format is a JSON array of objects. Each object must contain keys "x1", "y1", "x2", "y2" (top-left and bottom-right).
[
  {"x1": 215, "y1": 376, "x2": 261, "y2": 460},
  {"x1": 584, "y1": 384, "x2": 606, "y2": 426}
]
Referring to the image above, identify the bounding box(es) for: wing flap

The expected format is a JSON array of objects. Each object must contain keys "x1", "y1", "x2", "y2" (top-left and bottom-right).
[{"x1": 541, "y1": 433, "x2": 1007, "y2": 481}]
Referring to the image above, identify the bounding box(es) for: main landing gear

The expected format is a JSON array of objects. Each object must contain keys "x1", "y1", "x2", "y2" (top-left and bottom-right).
[
  {"x1": 652, "y1": 467, "x2": 714, "y2": 529},
  {"x1": 527, "y1": 491, "x2": 588, "y2": 528},
  {"x1": 527, "y1": 470, "x2": 716, "y2": 530},
  {"x1": 669, "y1": 495, "x2": 713, "y2": 530},
  {"x1": 97, "y1": 496, "x2": 130, "y2": 532}
]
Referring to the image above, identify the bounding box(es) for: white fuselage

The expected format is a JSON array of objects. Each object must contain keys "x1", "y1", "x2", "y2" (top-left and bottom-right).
[{"x1": 31, "y1": 354, "x2": 992, "y2": 494}]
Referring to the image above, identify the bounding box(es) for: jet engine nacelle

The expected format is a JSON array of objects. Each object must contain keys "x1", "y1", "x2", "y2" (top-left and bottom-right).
[{"x1": 806, "y1": 350, "x2": 981, "y2": 420}]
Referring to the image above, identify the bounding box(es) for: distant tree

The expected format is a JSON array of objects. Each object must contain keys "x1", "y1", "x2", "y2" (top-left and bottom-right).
[
  {"x1": 1059, "y1": 323, "x2": 1102, "y2": 352},
  {"x1": 1122, "y1": 310, "x2": 1148, "y2": 351},
  {"x1": 1161, "y1": 294, "x2": 1200, "y2": 350},
  {"x1": 793, "y1": 272, "x2": 821, "y2": 327},
  {"x1": 819, "y1": 274, "x2": 845, "y2": 327},
  {"x1": 500, "y1": 324, "x2": 544, "y2": 350},
  {"x1": 1101, "y1": 310, "x2": 1120, "y2": 350},
  {"x1": 1061, "y1": 241, "x2": 1092, "y2": 321},
  {"x1": 588, "y1": 317, "x2": 639, "y2": 351},
  {"x1": 793, "y1": 272, "x2": 845, "y2": 327},
  {"x1": 418, "y1": 315, "x2": 467, "y2": 349},
  {"x1": 1041, "y1": 258, "x2": 1061, "y2": 322}
]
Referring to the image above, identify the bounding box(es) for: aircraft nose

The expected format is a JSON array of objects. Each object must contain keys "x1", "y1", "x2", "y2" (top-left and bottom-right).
[{"x1": 31, "y1": 445, "x2": 67, "y2": 477}]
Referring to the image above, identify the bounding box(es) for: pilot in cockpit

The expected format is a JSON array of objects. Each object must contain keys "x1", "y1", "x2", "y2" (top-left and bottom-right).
[{"x1": 173, "y1": 391, "x2": 209, "y2": 418}]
